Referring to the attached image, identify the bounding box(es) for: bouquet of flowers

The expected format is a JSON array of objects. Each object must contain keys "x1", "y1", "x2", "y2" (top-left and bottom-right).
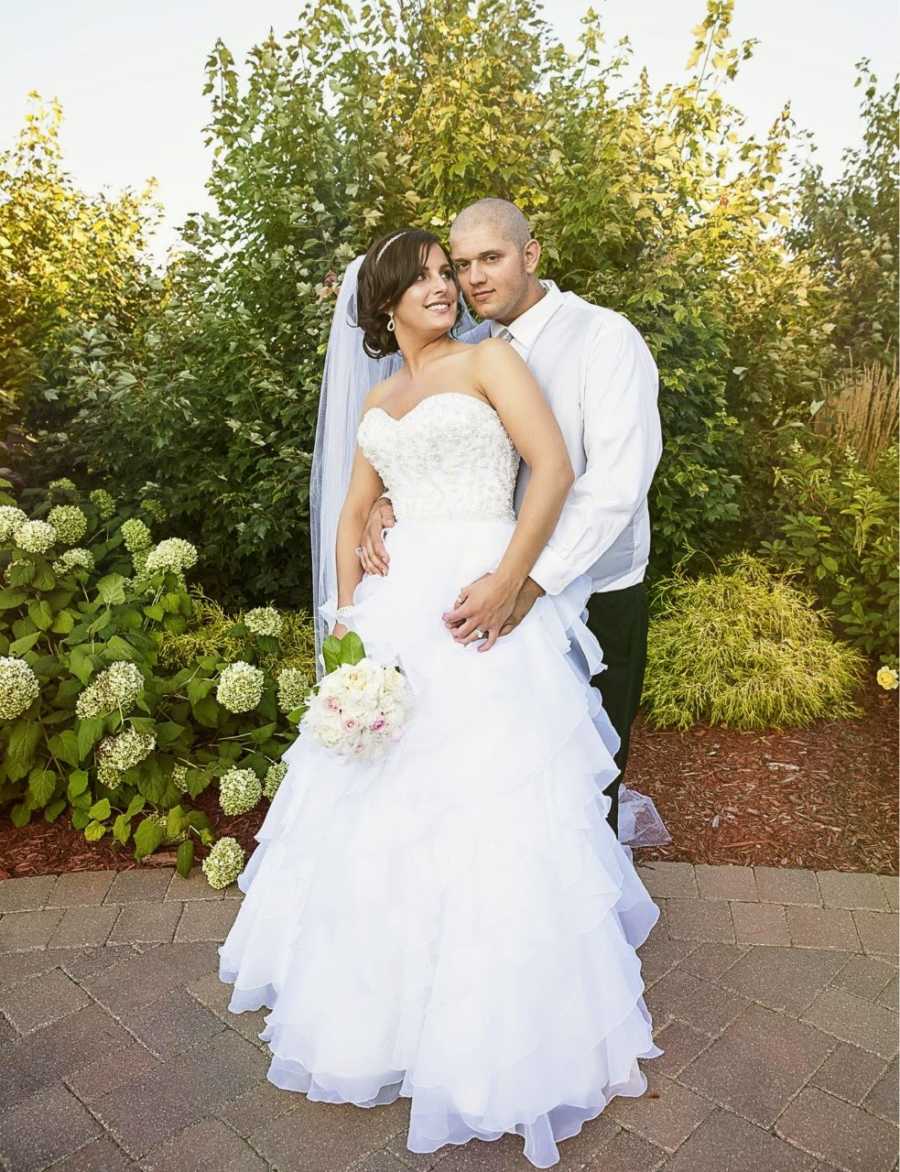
[{"x1": 301, "y1": 633, "x2": 412, "y2": 761}]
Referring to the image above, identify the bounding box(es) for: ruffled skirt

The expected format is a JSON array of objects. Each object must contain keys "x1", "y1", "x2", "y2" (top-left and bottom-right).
[{"x1": 218, "y1": 518, "x2": 662, "y2": 1168}]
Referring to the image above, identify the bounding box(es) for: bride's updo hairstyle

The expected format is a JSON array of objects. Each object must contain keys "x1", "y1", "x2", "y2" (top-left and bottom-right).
[{"x1": 357, "y1": 228, "x2": 461, "y2": 359}]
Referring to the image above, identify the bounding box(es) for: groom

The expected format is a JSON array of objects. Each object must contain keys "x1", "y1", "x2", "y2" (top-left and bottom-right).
[{"x1": 358, "y1": 198, "x2": 662, "y2": 836}]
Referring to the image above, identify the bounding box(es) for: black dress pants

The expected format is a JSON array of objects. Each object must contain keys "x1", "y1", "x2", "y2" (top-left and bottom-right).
[{"x1": 585, "y1": 580, "x2": 649, "y2": 838}]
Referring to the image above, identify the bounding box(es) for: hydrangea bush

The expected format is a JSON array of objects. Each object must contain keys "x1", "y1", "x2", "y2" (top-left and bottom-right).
[{"x1": 0, "y1": 478, "x2": 314, "y2": 883}]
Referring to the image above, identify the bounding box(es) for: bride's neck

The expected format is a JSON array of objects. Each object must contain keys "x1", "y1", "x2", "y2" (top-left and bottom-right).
[{"x1": 395, "y1": 330, "x2": 455, "y2": 377}]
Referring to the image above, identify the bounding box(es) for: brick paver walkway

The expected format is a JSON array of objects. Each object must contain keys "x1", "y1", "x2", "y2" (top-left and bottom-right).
[{"x1": 0, "y1": 862, "x2": 896, "y2": 1172}]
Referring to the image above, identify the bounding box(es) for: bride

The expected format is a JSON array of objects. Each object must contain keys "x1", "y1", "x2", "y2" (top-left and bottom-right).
[{"x1": 218, "y1": 227, "x2": 662, "y2": 1168}]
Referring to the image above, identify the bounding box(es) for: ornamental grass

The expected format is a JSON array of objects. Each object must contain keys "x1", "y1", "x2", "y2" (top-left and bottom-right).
[{"x1": 643, "y1": 554, "x2": 865, "y2": 730}]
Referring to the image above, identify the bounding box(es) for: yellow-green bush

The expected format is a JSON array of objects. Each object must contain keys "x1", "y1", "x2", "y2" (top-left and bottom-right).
[{"x1": 643, "y1": 555, "x2": 865, "y2": 730}]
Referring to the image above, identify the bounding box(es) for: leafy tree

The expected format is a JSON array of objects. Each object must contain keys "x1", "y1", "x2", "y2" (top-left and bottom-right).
[
  {"x1": 0, "y1": 96, "x2": 158, "y2": 441},
  {"x1": 788, "y1": 62, "x2": 899, "y2": 371}
]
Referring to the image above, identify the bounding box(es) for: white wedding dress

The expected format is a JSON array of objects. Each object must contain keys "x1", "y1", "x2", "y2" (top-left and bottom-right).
[{"x1": 219, "y1": 391, "x2": 662, "y2": 1168}]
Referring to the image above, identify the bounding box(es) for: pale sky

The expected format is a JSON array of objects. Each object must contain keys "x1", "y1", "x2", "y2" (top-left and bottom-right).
[{"x1": 3, "y1": 1, "x2": 897, "y2": 266}]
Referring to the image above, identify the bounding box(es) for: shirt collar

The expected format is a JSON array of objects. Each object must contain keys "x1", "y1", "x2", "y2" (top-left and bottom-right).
[{"x1": 489, "y1": 280, "x2": 564, "y2": 354}]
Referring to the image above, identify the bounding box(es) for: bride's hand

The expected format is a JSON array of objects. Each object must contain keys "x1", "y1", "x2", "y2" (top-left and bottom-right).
[
  {"x1": 332, "y1": 622, "x2": 349, "y2": 640},
  {"x1": 441, "y1": 572, "x2": 520, "y2": 652},
  {"x1": 359, "y1": 497, "x2": 395, "y2": 576}
]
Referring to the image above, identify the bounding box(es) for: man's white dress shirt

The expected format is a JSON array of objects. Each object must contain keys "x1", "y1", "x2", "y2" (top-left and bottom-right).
[{"x1": 482, "y1": 281, "x2": 662, "y2": 597}]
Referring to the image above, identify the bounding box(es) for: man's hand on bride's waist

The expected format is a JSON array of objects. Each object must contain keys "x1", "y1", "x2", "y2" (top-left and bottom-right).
[
  {"x1": 358, "y1": 496, "x2": 395, "y2": 577},
  {"x1": 442, "y1": 571, "x2": 538, "y2": 652}
]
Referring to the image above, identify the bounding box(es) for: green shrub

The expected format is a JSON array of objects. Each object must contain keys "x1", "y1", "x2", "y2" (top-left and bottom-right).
[
  {"x1": 0, "y1": 477, "x2": 315, "y2": 877},
  {"x1": 761, "y1": 436, "x2": 898, "y2": 658},
  {"x1": 643, "y1": 554, "x2": 865, "y2": 730}
]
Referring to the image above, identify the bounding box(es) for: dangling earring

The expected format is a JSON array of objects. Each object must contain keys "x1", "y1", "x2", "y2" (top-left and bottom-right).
[{"x1": 386, "y1": 311, "x2": 395, "y2": 334}]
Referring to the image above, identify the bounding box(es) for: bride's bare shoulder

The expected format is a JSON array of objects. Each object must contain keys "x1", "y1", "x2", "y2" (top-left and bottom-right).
[{"x1": 363, "y1": 372, "x2": 404, "y2": 413}]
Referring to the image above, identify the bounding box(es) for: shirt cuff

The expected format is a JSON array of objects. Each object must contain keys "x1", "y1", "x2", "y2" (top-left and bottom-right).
[{"x1": 529, "y1": 544, "x2": 573, "y2": 597}]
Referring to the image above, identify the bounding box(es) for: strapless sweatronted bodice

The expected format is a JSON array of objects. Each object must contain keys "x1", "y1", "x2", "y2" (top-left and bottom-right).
[{"x1": 357, "y1": 392, "x2": 520, "y2": 522}]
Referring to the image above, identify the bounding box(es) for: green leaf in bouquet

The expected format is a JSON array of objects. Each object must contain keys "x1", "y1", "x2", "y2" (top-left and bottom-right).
[
  {"x1": 133, "y1": 817, "x2": 165, "y2": 859},
  {"x1": 0, "y1": 587, "x2": 28, "y2": 610},
  {"x1": 163, "y1": 614, "x2": 188, "y2": 635},
  {"x1": 84, "y1": 820, "x2": 107, "y2": 842},
  {"x1": 50, "y1": 608, "x2": 75, "y2": 635},
  {"x1": 176, "y1": 838, "x2": 195, "y2": 878},
  {"x1": 7, "y1": 721, "x2": 41, "y2": 781},
  {"x1": 67, "y1": 770, "x2": 90, "y2": 799},
  {"x1": 28, "y1": 769, "x2": 57, "y2": 808},
  {"x1": 322, "y1": 635, "x2": 342, "y2": 675},
  {"x1": 96, "y1": 573, "x2": 127, "y2": 605},
  {"x1": 339, "y1": 631, "x2": 366, "y2": 666},
  {"x1": 143, "y1": 603, "x2": 165, "y2": 622}
]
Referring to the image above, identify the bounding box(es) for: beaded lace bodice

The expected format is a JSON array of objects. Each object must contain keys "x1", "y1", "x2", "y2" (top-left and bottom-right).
[{"x1": 357, "y1": 392, "x2": 520, "y2": 522}]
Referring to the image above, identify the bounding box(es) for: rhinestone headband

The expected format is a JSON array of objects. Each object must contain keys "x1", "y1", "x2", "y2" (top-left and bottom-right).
[{"x1": 375, "y1": 231, "x2": 407, "y2": 263}]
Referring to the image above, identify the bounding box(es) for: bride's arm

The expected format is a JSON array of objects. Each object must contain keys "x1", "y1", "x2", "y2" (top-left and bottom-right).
[
  {"x1": 333, "y1": 404, "x2": 387, "y2": 637},
  {"x1": 445, "y1": 339, "x2": 574, "y2": 650}
]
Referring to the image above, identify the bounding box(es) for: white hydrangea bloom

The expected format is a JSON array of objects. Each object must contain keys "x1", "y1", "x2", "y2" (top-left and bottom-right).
[
  {"x1": 202, "y1": 836, "x2": 245, "y2": 889},
  {"x1": 120, "y1": 518, "x2": 152, "y2": 553},
  {"x1": 263, "y1": 761, "x2": 288, "y2": 799},
  {"x1": 14, "y1": 519, "x2": 57, "y2": 554},
  {"x1": 0, "y1": 656, "x2": 40, "y2": 719},
  {"x1": 244, "y1": 606, "x2": 284, "y2": 638},
  {"x1": 76, "y1": 661, "x2": 144, "y2": 719},
  {"x1": 96, "y1": 725, "x2": 156, "y2": 778},
  {"x1": 171, "y1": 764, "x2": 189, "y2": 793},
  {"x1": 52, "y1": 547, "x2": 95, "y2": 576},
  {"x1": 48, "y1": 477, "x2": 78, "y2": 499},
  {"x1": 141, "y1": 498, "x2": 168, "y2": 523},
  {"x1": 96, "y1": 760, "x2": 123, "y2": 789},
  {"x1": 144, "y1": 537, "x2": 198, "y2": 574},
  {"x1": 0, "y1": 506, "x2": 28, "y2": 542},
  {"x1": 89, "y1": 489, "x2": 117, "y2": 520},
  {"x1": 216, "y1": 661, "x2": 265, "y2": 713},
  {"x1": 277, "y1": 667, "x2": 311, "y2": 714},
  {"x1": 47, "y1": 505, "x2": 87, "y2": 546},
  {"x1": 218, "y1": 767, "x2": 262, "y2": 815}
]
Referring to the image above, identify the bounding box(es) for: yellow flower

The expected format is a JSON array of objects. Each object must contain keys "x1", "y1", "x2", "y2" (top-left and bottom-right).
[{"x1": 876, "y1": 666, "x2": 898, "y2": 691}]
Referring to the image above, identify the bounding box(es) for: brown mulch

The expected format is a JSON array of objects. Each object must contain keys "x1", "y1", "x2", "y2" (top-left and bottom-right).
[{"x1": 0, "y1": 682, "x2": 896, "y2": 880}]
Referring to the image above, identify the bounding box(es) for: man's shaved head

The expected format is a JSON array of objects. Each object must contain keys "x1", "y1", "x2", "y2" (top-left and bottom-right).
[{"x1": 450, "y1": 198, "x2": 533, "y2": 249}]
